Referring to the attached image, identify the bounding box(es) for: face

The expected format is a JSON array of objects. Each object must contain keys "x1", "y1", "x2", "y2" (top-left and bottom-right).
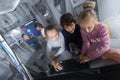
[
  {"x1": 23, "y1": 35, "x2": 29, "y2": 40},
  {"x1": 46, "y1": 29, "x2": 58, "y2": 41},
  {"x1": 36, "y1": 26, "x2": 42, "y2": 30},
  {"x1": 64, "y1": 22, "x2": 75, "y2": 33},
  {"x1": 79, "y1": 18, "x2": 97, "y2": 33}
]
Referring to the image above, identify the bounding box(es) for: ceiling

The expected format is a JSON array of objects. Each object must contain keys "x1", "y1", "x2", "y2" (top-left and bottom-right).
[{"x1": 0, "y1": 0, "x2": 20, "y2": 14}]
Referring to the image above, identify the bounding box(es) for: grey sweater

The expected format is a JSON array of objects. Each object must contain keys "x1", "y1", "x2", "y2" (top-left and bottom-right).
[{"x1": 46, "y1": 32, "x2": 65, "y2": 57}]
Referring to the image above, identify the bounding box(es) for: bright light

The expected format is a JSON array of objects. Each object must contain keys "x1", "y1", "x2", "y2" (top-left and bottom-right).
[
  {"x1": 44, "y1": 11, "x2": 49, "y2": 17},
  {"x1": 11, "y1": 29, "x2": 21, "y2": 35}
]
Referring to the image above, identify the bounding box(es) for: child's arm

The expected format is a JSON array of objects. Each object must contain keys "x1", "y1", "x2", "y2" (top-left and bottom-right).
[
  {"x1": 87, "y1": 25, "x2": 110, "y2": 60},
  {"x1": 46, "y1": 42, "x2": 58, "y2": 64},
  {"x1": 47, "y1": 42, "x2": 63, "y2": 71},
  {"x1": 46, "y1": 42, "x2": 52, "y2": 58},
  {"x1": 54, "y1": 33, "x2": 65, "y2": 57},
  {"x1": 81, "y1": 30, "x2": 90, "y2": 55}
]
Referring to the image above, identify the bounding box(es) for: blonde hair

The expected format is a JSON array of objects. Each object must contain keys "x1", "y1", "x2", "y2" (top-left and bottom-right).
[
  {"x1": 83, "y1": 1, "x2": 96, "y2": 10},
  {"x1": 78, "y1": 9, "x2": 97, "y2": 23}
]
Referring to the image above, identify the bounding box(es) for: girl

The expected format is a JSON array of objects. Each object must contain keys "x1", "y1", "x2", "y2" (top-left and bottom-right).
[
  {"x1": 78, "y1": 8, "x2": 120, "y2": 63},
  {"x1": 78, "y1": 9, "x2": 110, "y2": 63}
]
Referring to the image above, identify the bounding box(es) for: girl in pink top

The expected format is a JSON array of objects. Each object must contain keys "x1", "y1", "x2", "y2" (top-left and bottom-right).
[
  {"x1": 78, "y1": 8, "x2": 120, "y2": 63},
  {"x1": 78, "y1": 9, "x2": 111, "y2": 63}
]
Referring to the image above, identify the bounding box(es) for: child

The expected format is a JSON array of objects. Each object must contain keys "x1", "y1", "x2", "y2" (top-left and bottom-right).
[
  {"x1": 35, "y1": 22, "x2": 46, "y2": 40},
  {"x1": 78, "y1": 8, "x2": 111, "y2": 63},
  {"x1": 78, "y1": 7, "x2": 120, "y2": 63},
  {"x1": 45, "y1": 25, "x2": 72, "y2": 71},
  {"x1": 22, "y1": 34, "x2": 41, "y2": 50},
  {"x1": 60, "y1": 13, "x2": 82, "y2": 54}
]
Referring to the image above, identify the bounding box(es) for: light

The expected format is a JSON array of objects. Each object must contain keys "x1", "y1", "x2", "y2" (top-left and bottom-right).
[
  {"x1": 11, "y1": 29, "x2": 21, "y2": 35},
  {"x1": 10, "y1": 29, "x2": 21, "y2": 40},
  {"x1": 43, "y1": 11, "x2": 49, "y2": 17},
  {"x1": 0, "y1": 0, "x2": 20, "y2": 14}
]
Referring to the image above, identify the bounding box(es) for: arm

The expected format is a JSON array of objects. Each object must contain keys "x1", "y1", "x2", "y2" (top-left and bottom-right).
[
  {"x1": 77, "y1": 33, "x2": 83, "y2": 50},
  {"x1": 41, "y1": 28, "x2": 46, "y2": 37},
  {"x1": 54, "y1": 32, "x2": 65, "y2": 57},
  {"x1": 46, "y1": 41, "x2": 52, "y2": 58},
  {"x1": 46, "y1": 41, "x2": 63, "y2": 71},
  {"x1": 87, "y1": 25, "x2": 110, "y2": 60},
  {"x1": 81, "y1": 30, "x2": 90, "y2": 55},
  {"x1": 75, "y1": 25, "x2": 83, "y2": 50},
  {"x1": 33, "y1": 37, "x2": 39, "y2": 43},
  {"x1": 31, "y1": 37, "x2": 40, "y2": 49},
  {"x1": 62, "y1": 30, "x2": 70, "y2": 51},
  {"x1": 65, "y1": 39, "x2": 70, "y2": 51},
  {"x1": 26, "y1": 38, "x2": 36, "y2": 47},
  {"x1": 46, "y1": 41, "x2": 54, "y2": 63}
]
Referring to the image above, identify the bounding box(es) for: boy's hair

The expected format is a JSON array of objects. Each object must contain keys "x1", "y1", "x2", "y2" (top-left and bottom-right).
[
  {"x1": 60, "y1": 13, "x2": 76, "y2": 28},
  {"x1": 34, "y1": 22, "x2": 43, "y2": 28},
  {"x1": 21, "y1": 34, "x2": 26, "y2": 38},
  {"x1": 78, "y1": 9, "x2": 97, "y2": 23},
  {"x1": 21, "y1": 34, "x2": 29, "y2": 38},
  {"x1": 45, "y1": 24, "x2": 58, "y2": 36},
  {"x1": 83, "y1": 1, "x2": 96, "y2": 10}
]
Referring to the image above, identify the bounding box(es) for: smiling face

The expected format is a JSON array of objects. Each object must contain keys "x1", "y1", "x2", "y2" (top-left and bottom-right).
[
  {"x1": 46, "y1": 28, "x2": 59, "y2": 41},
  {"x1": 64, "y1": 22, "x2": 75, "y2": 33}
]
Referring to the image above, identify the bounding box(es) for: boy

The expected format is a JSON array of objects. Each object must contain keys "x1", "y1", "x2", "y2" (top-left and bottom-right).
[
  {"x1": 60, "y1": 13, "x2": 82, "y2": 54},
  {"x1": 45, "y1": 25, "x2": 72, "y2": 71},
  {"x1": 22, "y1": 34, "x2": 41, "y2": 50}
]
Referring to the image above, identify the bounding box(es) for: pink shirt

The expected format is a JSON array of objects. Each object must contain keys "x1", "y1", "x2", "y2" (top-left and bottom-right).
[{"x1": 81, "y1": 22, "x2": 110, "y2": 60}]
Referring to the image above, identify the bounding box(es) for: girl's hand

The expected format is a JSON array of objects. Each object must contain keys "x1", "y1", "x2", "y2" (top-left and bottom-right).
[
  {"x1": 80, "y1": 56, "x2": 90, "y2": 63},
  {"x1": 78, "y1": 53, "x2": 84, "y2": 62}
]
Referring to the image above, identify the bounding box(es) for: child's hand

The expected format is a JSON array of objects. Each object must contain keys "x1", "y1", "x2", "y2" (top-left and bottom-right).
[
  {"x1": 50, "y1": 55, "x2": 56, "y2": 60},
  {"x1": 78, "y1": 53, "x2": 84, "y2": 62},
  {"x1": 80, "y1": 56, "x2": 90, "y2": 63},
  {"x1": 52, "y1": 61, "x2": 63, "y2": 72},
  {"x1": 77, "y1": 51, "x2": 90, "y2": 63}
]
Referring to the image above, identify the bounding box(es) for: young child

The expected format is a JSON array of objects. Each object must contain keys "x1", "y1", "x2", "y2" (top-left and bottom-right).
[
  {"x1": 45, "y1": 25, "x2": 72, "y2": 71},
  {"x1": 35, "y1": 22, "x2": 46, "y2": 40},
  {"x1": 60, "y1": 13, "x2": 82, "y2": 54},
  {"x1": 78, "y1": 9, "x2": 111, "y2": 63},
  {"x1": 22, "y1": 34, "x2": 41, "y2": 50},
  {"x1": 78, "y1": 6, "x2": 120, "y2": 63}
]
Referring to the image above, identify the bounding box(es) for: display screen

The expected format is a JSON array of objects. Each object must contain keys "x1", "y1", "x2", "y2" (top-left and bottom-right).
[{"x1": 21, "y1": 19, "x2": 41, "y2": 37}]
